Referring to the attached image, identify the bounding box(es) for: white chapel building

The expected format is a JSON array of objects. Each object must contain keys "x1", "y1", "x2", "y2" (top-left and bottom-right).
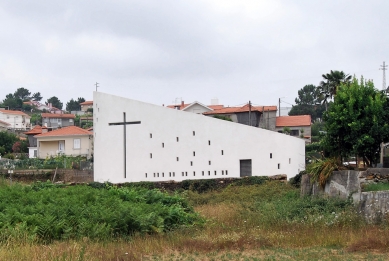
[{"x1": 93, "y1": 92, "x2": 305, "y2": 184}]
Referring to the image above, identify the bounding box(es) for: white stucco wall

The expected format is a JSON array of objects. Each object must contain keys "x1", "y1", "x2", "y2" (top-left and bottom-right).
[
  {"x1": 93, "y1": 92, "x2": 305, "y2": 184},
  {"x1": 0, "y1": 113, "x2": 30, "y2": 130}
]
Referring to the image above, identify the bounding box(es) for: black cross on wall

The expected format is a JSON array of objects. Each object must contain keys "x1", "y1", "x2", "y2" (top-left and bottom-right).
[{"x1": 109, "y1": 112, "x2": 141, "y2": 178}]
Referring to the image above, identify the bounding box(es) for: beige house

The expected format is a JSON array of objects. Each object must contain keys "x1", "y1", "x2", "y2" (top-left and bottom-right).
[
  {"x1": 80, "y1": 101, "x2": 93, "y2": 112},
  {"x1": 35, "y1": 126, "x2": 93, "y2": 159}
]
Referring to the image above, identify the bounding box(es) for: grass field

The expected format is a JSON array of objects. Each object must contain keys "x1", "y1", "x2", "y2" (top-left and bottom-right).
[{"x1": 0, "y1": 180, "x2": 389, "y2": 260}]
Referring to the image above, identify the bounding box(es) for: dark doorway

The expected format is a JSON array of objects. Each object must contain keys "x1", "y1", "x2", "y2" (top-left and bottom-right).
[{"x1": 240, "y1": 159, "x2": 252, "y2": 177}]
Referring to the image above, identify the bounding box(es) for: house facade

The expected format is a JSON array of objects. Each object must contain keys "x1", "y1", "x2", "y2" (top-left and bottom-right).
[
  {"x1": 41, "y1": 113, "x2": 75, "y2": 129},
  {"x1": 80, "y1": 101, "x2": 93, "y2": 112},
  {"x1": 24, "y1": 125, "x2": 43, "y2": 158},
  {"x1": 0, "y1": 109, "x2": 31, "y2": 130},
  {"x1": 203, "y1": 104, "x2": 277, "y2": 130},
  {"x1": 94, "y1": 92, "x2": 305, "y2": 184},
  {"x1": 34, "y1": 126, "x2": 93, "y2": 159},
  {"x1": 275, "y1": 115, "x2": 312, "y2": 143}
]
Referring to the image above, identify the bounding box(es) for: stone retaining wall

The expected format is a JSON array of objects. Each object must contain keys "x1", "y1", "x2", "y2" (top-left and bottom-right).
[
  {"x1": 0, "y1": 169, "x2": 93, "y2": 183},
  {"x1": 301, "y1": 168, "x2": 389, "y2": 222}
]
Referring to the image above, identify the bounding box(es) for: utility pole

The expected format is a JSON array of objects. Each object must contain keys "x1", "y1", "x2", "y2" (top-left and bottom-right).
[
  {"x1": 248, "y1": 101, "x2": 251, "y2": 126},
  {"x1": 278, "y1": 98, "x2": 281, "y2": 117},
  {"x1": 380, "y1": 62, "x2": 387, "y2": 92},
  {"x1": 95, "y1": 82, "x2": 99, "y2": 92}
]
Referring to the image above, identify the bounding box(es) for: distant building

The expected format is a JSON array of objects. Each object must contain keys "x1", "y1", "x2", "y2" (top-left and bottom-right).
[
  {"x1": 41, "y1": 113, "x2": 75, "y2": 130},
  {"x1": 276, "y1": 115, "x2": 312, "y2": 143},
  {"x1": 0, "y1": 109, "x2": 31, "y2": 130},
  {"x1": 80, "y1": 101, "x2": 93, "y2": 112}
]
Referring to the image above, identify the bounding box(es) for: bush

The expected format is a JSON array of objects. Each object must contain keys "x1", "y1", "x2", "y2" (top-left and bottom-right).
[
  {"x1": 0, "y1": 182, "x2": 201, "y2": 243},
  {"x1": 289, "y1": 170, "x2": 305, "y2": 188}
]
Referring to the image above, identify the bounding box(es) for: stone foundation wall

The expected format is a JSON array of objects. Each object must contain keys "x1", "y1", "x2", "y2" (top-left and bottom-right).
[{"x1": 301, "y1": 168, "x2": 389, "y2": 222}]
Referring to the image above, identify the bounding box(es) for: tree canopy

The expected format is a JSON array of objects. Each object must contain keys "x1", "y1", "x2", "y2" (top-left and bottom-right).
[
  {"x1": 66, "y1": 97, "x2": 85, "y2": 112},
  {"x1": 46, "y1": 96, "x2": 63, "y2": 110},
  {"x1": 322, "y1": 77, "x2": 389, "y2": 166},
  {"x1": 288, "y1": 84, "x2": 325, "y2": 121},
  {"x1": 318, "y1": 70, "x2": 352, "y2": 110}
]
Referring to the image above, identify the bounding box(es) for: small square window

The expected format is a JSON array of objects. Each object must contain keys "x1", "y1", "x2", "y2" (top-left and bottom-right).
[
  {"x1": 193, "y1": 151, "x2": 195, "y2": 156},
  {"x1": 177, "y1": 137, "x2": 179, "y2": 142},
  {"x1": 162, "y1": 172, "x2": 164, "y2": 177},
  {"x1": 150, "y1": 133, "x2": 152, "y2": 138},
  {"x1": 208, "y1": 140, "x2": 211, "y2": 145},
  {"x1": 278, "y1": 163, "x2": 280, "y2": 169},
  {"x1": 193, "y1": 171, "x2": 195, "y2": 176},
  {"x1": 289, "y1": 158, "x2": 291, "y2": 164},
  {"x1": 169, "y1": 172, "x2": 171, "y2": 177},
  {"x1": 157, "y1": 173, "x2": 159, "y2": 177},
  {"x1": 153, "y1": 173, "x2": 156, "y2": 177},
  {"x1": 214, "y1": 171, "x2": 217, "y2": 175},
  {"x1": 185, "y1": 172, "x2": 188, "y2": 176},
  {"x1": 226, "y1": 170, "x2": 228, "y2": 175},
  {"x1": 190, "y1": 161, "x2": 193, "y2": 166},
  {"x1": 193, "y1": 131, "x2": 195, "y2": 136},
  {"x1": 177, "y1": 157, "x2": 179, "y2": 161},
  {"x1": 173, "y1": 172, "x2": 175, "y2": 177},
  {"x1": 221, "y1": 150, "x2": 224, "y2": 155},
  {"x1": 145, "y1": 173, "x2": 148, "y2": 178},
  {"x1": 222, "y1": 170, "x2": 224, "y2": 175},
  {"x1": 209, "y1": 161, "x2": 211, "y2": 165},
  {"x1": 202, "y1": 171, "x2": 204, "y2": 176},
  {"x1": 270, "y1": 153, "x2": 272, "y2": 159},
  {"x1": 162, "y1": 143, "x2": 164, "y2": 148},
  {"x1": 182, "y1": 172, "x2": 184, "y2": 176},
  {"x1": 208, "y1": 171, "x2": 210, "y2": 176},
  {"x1": 150, "y1": 153, "x2": 152, "y2": 159}
]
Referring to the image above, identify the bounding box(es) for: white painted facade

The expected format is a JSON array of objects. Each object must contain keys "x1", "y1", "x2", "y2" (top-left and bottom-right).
[
  {"x1": 182, "y1": 102, "x2": 213, "y2": 114},
  {"x1": 0, "y1": 110, "x2": 31, "y2": 130},
  {"x1": 94, "y1": 92, "x2": 305, "y2": 184}
]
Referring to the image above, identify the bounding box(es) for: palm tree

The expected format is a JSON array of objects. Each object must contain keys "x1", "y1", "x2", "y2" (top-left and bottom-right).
[{"x1": 318, "y1": 70, "x2": 352, "y2": 110}]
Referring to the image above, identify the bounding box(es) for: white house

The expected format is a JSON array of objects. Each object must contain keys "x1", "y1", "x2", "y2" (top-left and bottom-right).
[
  {"x1": 0, "y1": 109, "x2": 31, "y2": 130},
  {"x1": 93, "y1": 92, "x2": 305, "y2": 184}
]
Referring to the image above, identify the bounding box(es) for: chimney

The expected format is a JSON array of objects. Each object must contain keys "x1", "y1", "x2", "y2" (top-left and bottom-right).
[
  {"x1": 42, "y1": 126, "x2": 48, "y2": 133},
  {"x1": 181, "y1": 101, "x2": 184, "y2": 107}
]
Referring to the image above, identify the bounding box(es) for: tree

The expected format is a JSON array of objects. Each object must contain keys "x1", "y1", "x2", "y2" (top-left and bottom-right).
[
  {"x1": 14, "y1": 87, "x2": 31, "y2": 101},
  {"x1": 31, "y1": 92, "x2": 43, "y2": 101},
  {"x1": 322, "y1": 77, "x2": 389, "y2": 166},
  {"x1": 0, "y1": 131, "x2": 19, "y2": 154},
  {"x1": 288, "y1": 84, "x2": 325, "y2": 121},
  {"x1": 66, "y1": 97, "x2": 85, "y2": 112},
  {"x1": 318, "y1": 70, "x2": 352, "y2": 110},
  {"x1": 1, "y1": 93, "x2": 22, "y2": 110},
  {"x1": 46, "y1": 96, "x2": 63, "y2": 110}
]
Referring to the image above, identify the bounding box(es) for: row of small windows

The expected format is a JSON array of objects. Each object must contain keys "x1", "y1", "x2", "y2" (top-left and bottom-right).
[
  {"x1": 145, "y1": 170, "x2": 229, "y2": 178},
  {"x1": 152, "y1": 151, "x2": 224, "y2": 160},
  {"x1": 149, "y1": 132, "x2": 211, "y2": 146}
]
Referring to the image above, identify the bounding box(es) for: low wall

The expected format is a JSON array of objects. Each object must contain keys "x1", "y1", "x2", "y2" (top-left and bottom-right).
[
  {"x1": 0, "y1": 169, "x2": 93, "y2": 183},
  {"x1": 301, "y1": 168, "x2": 389, "y2": 222}
]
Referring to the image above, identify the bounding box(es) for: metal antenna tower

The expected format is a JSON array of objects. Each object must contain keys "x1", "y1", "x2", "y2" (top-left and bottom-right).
[{"x1": 380, "y1": 61, "x2": 387, "y2": 91}]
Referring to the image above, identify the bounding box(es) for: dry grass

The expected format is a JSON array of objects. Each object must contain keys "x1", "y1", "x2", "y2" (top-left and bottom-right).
[{"x1": 2, "y1": 183, "x2": 389, "y2": 260}]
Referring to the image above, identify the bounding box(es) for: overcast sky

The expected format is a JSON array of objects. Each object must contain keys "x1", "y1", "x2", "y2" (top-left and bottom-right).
[{"x1": 0, "y1": 0, "x2": 388, "y2": 108}]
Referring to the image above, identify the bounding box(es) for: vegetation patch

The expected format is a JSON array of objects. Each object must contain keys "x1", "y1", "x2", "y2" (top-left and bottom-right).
[
  {"x1": 362, "y1": 182, "x2": 389, "y2": 192},
  {"x1": 0, "y1": 181, "x2": 201, "y2": 243}
]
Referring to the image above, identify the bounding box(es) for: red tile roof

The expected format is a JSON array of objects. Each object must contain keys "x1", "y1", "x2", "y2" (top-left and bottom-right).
[
  {"x1": 276, "y1": 115, "x2": 311, "y2": 127},
  {"x1": 24, "y1": 125, "x2": 43, "y2": 135},
  {"x1": 203, "y1": 104, "x2": 277, "y2": 115},
  {"x1": 80, "y1": 101, "x2": 93, "y2": 105},
  {"x1": 34, "y1": 126, "x2": 92, "y2": 137},
  {"x1": 41, "y1": 113, "x2": 75, "y2": 119},
  {"x1": 0, "y1": 109, "x2": 30, "y2": 117},
  {"x1": 167, "y1": 103, "x2": 190, "y2": 110},
  {"x1": 208, "y1": 105, "x2": 224, "y2": 110},
  {"x1": 0, "y1": 120, "x2": 10, "y2": 126}
]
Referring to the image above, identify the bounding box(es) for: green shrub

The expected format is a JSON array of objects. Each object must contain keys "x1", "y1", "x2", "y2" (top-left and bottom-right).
[
  {"x1": 0, "y1": 182, "x2": 201, "y2": 243},
  {"x1": 289, "y1": 170, "x2": 305, "y2": 188}
]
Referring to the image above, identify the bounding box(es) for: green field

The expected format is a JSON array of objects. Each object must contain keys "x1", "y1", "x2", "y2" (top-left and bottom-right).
[{"x1": 0, "y1": 179, "x2": 388, "y2": 260}]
